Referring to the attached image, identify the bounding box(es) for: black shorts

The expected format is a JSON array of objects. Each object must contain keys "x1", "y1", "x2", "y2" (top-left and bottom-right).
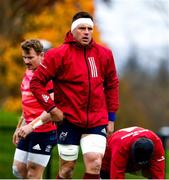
[
  {"x1": 17, "y1": 130, "x2": 57, "y2": 155},
  {"x1": 57, "y1": 120, "x2": 107, "y2": 145}
]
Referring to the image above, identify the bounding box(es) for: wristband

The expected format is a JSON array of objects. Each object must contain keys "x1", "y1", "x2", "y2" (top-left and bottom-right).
[
  {"x1": 31, "y1": 119, "x2": 43, "y2": 129},
  {"x1": 108, "y1": 112, "x2": 116, "y2": 122}
]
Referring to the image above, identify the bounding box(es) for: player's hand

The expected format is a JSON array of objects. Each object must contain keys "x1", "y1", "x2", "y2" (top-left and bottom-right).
[
  {"x1": 106, "y1": 121, "x2": 114, "y2": 136},
  {"x1": 12, "y1": 128, "x2": 20, "y2": 145},
  {"x1": 50, "y1": 107, "x2": 64, "y2": 123},
  {"x1": 18, "y1": 124, "x2": 34, "y2": 138}
]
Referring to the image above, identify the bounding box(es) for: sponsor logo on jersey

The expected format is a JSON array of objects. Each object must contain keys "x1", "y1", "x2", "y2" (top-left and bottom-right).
[
  {"x1": 88, "y1": 57, "x2": 98, "y2": 78},
  {"x1": 42, "y1": 94, "x2": 49, "y2": 103}
]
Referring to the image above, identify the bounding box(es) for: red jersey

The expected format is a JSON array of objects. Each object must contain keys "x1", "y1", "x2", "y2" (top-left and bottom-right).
[
  {"x1": 101, "y1": 126, "x2": 165, "y2": 179},
  {"x1": 21, "y1": 69, "x2": 56, "y2": 132},
  {"x1": 30, "y1": 32, "x2": 119, "y2": 128}
]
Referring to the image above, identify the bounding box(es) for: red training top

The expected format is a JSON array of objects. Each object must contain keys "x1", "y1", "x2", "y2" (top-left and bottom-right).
[
  {"x1": 30, "y1": 32, "x2": 119, "y2": 128},
  {"x1": 21, "y1": 69, "x2": 56, "y2": 132},
  {"x1": 101, "y1": 126, "x2": 165, "y2": 179}
]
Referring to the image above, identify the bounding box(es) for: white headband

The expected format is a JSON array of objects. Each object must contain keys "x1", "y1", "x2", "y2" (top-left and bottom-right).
[{"x1": 71, "y1": 18, "x2": 94, "y2": 32}]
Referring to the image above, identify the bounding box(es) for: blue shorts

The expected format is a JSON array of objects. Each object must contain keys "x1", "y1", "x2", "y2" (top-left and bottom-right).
[
  {"x1": 17, "y1": 130, "x2": 57, "y2": 155},
  {"x1": 57, "y1": 120, "x2": 107, "y2": 145}
]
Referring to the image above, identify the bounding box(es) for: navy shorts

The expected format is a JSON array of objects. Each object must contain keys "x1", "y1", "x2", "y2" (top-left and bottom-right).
[
  {"x1": 100, "y1": 170, "x2": 110, "y2": 179},
  {"x1": 17, "y1": 130, "x2": 57, "y2": 155},
  {"x1": 57, "y1": 120, "x2": 107, "y2": 145}
]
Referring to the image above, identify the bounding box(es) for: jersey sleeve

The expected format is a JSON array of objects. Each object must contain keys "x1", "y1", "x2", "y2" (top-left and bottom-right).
[
  {"x1": 104, "y1": 49, "x2": 119, "y2": 118},
  {"x1": 149, "y1": 137, "x2": 165, "y2": 179}
]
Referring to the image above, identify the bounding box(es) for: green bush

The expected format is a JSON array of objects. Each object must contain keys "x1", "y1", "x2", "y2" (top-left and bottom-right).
[{"x1": 0, "y1": 110, "x2": 20, "y2": 127}]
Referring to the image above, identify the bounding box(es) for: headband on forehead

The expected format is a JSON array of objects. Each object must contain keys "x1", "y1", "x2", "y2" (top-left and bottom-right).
[{"x1": 71, "y1": 18, "x2": 94, "y2": 32}]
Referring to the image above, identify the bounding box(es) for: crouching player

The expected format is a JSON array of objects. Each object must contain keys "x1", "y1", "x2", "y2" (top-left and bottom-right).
[
  {"x1": 101, "y1": 126, "x2": 165, "y2": 179},
  {"x1": 12, "y1": 39, "x2": 63, "y2": 179}
]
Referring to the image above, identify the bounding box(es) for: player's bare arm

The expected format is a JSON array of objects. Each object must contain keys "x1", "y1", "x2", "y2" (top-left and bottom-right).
[
  {"x1": 12, "y1": 114, "x2": 25, "y2": 145},
  {"x1": 106, "y1": 121, "x2": 114, "y2": 136},
  {"x1": 50, "y1": 107, "x2": 64, "y2": 123}
]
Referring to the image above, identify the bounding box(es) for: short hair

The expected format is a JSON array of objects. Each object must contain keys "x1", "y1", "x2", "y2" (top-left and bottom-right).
[
  {"x1": 72, "y1": 11, "x2": 93, "y2": 23},
  {"x1": 21, "y1": 39, "x2": 43, "y2": 54},
  {"x1": 131, "y1": 138, "x2": 154, "y2": 165}
]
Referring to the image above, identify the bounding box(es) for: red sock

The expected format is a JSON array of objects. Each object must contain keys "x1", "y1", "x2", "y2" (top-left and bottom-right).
[
  {"x1": 83, "y1": 172, "x2": 100, "y2": 179},
  {"x1": 56, "y1": 174, "x2": 63, "y2": 179}
]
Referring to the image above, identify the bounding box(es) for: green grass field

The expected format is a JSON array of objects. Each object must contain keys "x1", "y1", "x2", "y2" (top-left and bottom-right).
[
  {"x1": 0, "y1": 110, "x2": 85, "y2": 178},
  {"x1": 0, "y1": 110, "x2": 168, "y2": 179}
]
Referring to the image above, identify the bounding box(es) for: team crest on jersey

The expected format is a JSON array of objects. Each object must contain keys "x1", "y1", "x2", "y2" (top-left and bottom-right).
[
  {"x1": 42, "y1": 94, "x2": 49, "y2": 103},
  {"x1": 88, "y1": 57, "x2": 98, "y2": 77}
]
